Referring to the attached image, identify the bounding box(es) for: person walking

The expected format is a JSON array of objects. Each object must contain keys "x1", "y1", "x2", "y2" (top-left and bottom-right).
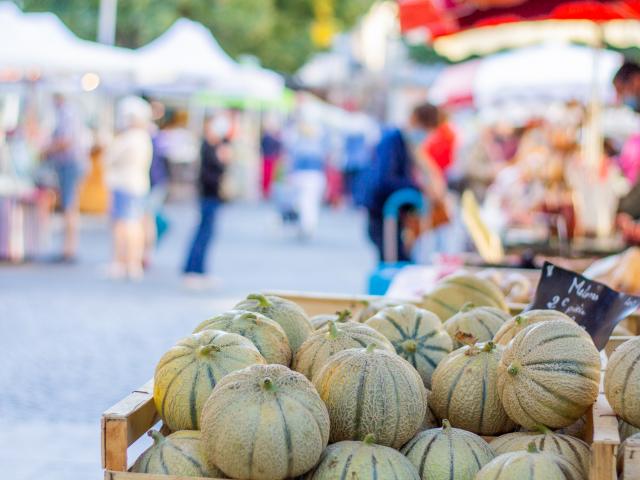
[
  {"x1": 364, "y1": 102, "x2": 440, "y2": 262},
  {"x1": 284, "y1": 120, "x2": 328, "y2": 239},
  {"x1": 104, "y1": 96, "x2": 153, "y2": 280},
  {"x1": 183, "y1": 116, "x2": 231, "y2": 288},
  {"x1": 44, "y1": 94, "x2": 86, "y2": 262},
  {"x1": 260, "y1": 121, "x2": 282, "y2": 199}
]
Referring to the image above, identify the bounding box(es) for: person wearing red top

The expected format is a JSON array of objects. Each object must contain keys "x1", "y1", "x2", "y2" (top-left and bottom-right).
[{"x1": 423, "y1": 119, "x2": 456, "y2": 175}]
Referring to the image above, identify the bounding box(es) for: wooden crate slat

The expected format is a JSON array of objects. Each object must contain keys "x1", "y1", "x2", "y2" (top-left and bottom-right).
[
  {"x1": 105, "y1": 472, "x2": 223, "y2": 480},
  {"x1": 102, "y1": 380, "x2": 159, "y2": 471}
]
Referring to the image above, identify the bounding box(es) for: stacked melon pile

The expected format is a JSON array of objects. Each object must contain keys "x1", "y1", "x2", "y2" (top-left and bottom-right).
[
  {"x1": 604, "y1": 336, "x2": 640, "y2": 477},
  {"x1": 130, "y1": 276, "x2": 607, "y2": 480}
]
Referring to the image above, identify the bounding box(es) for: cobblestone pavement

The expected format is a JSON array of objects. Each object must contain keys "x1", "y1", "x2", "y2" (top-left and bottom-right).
[{"x1": 0, "y1": 201, "x2": 374, "y2": 479}]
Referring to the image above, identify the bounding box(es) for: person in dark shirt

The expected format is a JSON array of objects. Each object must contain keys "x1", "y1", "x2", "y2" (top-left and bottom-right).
[
  {"x1": 260, "y1": 124, "x2": 282, "y2": 199},
  {"x1": 365, "y1": 102, "x2": 440, "y2": 261},
  {"x1": 183, "y1": 116, "x2": 231, "y2": 286}
]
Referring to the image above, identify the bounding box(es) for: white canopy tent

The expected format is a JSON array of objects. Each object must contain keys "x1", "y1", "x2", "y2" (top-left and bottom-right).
[
  {"x1": 0, "y1": 2, "x2": 133, "y2": 77},
  {"x1": 135, "y1": 18, "x2": 284, "y2": 103},
  {"x1": 429, "y1": 43, "x2": 622, "y2": 109}
]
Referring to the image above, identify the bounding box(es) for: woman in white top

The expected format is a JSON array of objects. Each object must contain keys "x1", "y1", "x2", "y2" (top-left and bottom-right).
[{"x1": 104, "y1": 96, "x2": 153, "y2": 279}]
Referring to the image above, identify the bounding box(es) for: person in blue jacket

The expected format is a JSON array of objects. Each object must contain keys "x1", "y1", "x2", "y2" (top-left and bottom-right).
[{"x1": 365, "y1": 102, "x2": 440, "y2": 261}]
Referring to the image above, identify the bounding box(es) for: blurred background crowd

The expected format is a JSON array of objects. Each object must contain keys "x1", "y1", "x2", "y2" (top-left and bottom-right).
[{"x1": 2, "y1": 0, "x2": 640, "y2": 294}]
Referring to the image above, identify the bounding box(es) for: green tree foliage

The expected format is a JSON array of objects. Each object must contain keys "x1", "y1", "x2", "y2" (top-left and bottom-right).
[{"x1": 18, "y1": 0, "x2": 375, "y2": 73}]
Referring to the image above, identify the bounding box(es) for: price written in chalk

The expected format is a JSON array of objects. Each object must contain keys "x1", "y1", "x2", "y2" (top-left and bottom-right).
[{"x1": 531, "y1": 262, "x2": 640, "y2": 350}]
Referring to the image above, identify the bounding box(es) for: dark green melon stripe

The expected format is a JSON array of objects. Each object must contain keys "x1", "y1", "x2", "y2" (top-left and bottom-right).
[
  {"x1": 419, "y1": 344, "x2": 450, "y2": 353},
  {"x1": 189, "y1": 368, "x2": 201, "y2": 429},
  {"x1": 527, "y1": 365, "x2": 599, "y2": 381},
  {"x1": 205, "y1": 364, "x2": 217, "y2": 388},
  {"x1": 551, "y1": 435, "x2": 562, "y2": 453},
  {"x1": 445, "y1": 357, "x2": 473, "y2": 416},
  {"x1": 353, "y1": 337, "x2": 368, "y2": 348},
  {"x1": 246, "y1": 401, "x2": 262, "y2": 477},
  {"x1": 407, "y1": 351, "x2": 418, "y2": 369},
  {"x1": 512, "y1": 386, "x2": 540, "y2": 429},
  {"x1": 448, "y1": 428, "x2": 455, "y2": 480},
  {"x1": 528, "y1": 334, "x2": 582, "y2": 353},
  {"x1": 494, "y1": 455, "x2": 508, "y2": 479},
  {"x1": 402, "y1": 433, "x2": 422, "y2": 456},
  {"x1": 416, "y1": 330, "x2": 439, "y2": 343},
  {"x1": 425, "y1": 296, "x2": 458, "y2": 314},
  {"x1": 157, "y1": 350, "x2": 195, "y2": 370},
  {"x1": 478, "y1": 355, "x2": 489, "y2": 432},
  {"x1": 371, "y1": 453, "x2": 378, "y2": 480},
  {"x1": 476, "y1": 317, "x2": 495, "y2": 338},
  {"x1": 275, "y1": 395, "x2": 293, "y2": 477},
  {"x1": 385, "y1": 362, "x2": 401, "y2": 447},
  {"x1": 527, "y1": 375, "x2": 584, "y2": 414},
  {"x1": 418, "y1": 435, "x2": 438, "y2": 477},
  {"x1": 560, "y1": 436, "x2": 583, "y2": 468},
  {"x1": 413, "y1": 312, "x2": 423, "y2": 337},
  {"x1": 387, "y1": 457, "x2": 400, "y2": 480},
  {"x1": 485, "y1": 308, "x2": 508, "y2": 322},
  {"x1": 286, "y1": 395, "x2": 325, "y2": 445},
  {"x1": 540, "y1": 435, "x2": 546, "y2": 450},
  {"x1": 160, "y1": 359, "x2": 196, "y2": 422},
  {"x1": 621, "y1": 350, "x2": 640, "y2": 417},
  {"x1": 463, "y1": 436, "x2": 482, "y2": 470},
  {"x1": 167, "y1": 442, "x2": 207, "y2": 476},
  {"x1": 523, "y1": 358, "x2": 598, "y2": 369},
  {"x1": 339, "y1": 453, "x2": 354, "y2": 480},
  {"x1": 142, "y1": 449, "x2": 153, "y2": 472},
  {"x1": 558, "y1": 461, "x2": 579, "y2": 480},
  {"x1": 415, "y1": 350, "x2": 438, "y2": 369},
  {"x1": 307, "y1": 341, "x2": 324, "y2": 373},
  {"x1": 353, "y1": 360, "x2": 369, "y2": 440},
  {"x1": 381, "y1": 314, "x2": 409, "y2": 340},
  {"x1": 159, "y1": 446, "x2": 170, "y2": 474}
]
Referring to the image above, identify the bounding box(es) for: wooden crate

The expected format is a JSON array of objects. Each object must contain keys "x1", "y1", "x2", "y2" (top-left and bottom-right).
[
  {"x1": 101, "y1": 375, "x2": 622, "y2": 480},
  {"x1": 102, "y1": 292, "x2": 639, "y2": 480}
]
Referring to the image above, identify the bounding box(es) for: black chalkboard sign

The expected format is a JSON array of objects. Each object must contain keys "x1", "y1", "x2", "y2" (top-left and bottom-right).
[{"x1": 529, "y1": 262, "x2": 640, "y2": 350}]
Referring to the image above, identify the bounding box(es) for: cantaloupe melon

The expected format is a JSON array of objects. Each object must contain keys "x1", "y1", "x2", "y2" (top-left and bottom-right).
[
  {"x1": 617, "y1": 432, "x2": 640, "y2": 475},
  {"x1": 430, "y1": 340, "x2": 516, "y2": 435},
  {"x1": 313, "y1": 344, "x2": 427, "y2": 449},
  {"x1": 497, "y1": 320, "x2": 601, "y2": 430},
  {"x1": 421, "y1": 274, "x2": 509, "y2": 321},
  {"x1": 401, "y1": 420, "x2": 495, "y2": 480},
  {"x1": 444, "y1": 304, "x2": 510, "y2": 348},
  {"x1": 193, "y1": 310, "x2": 292, "y2": 365},
  {"x1": 153, "y1": 330, "x2": 266, "y2": 431},
  {"x1": 234, "y1": 294, "x2": 313, "y2": 352},
  {"x1": 292, "y1": 320, "x2": 394, "y2": 380},
  {"x1": 620, "y1": 418, "x2": 640, "y2": 442},
  {"x1": 604, "y1": 336, "x2": 640, "y2": 428},
  {"x1": 131, "y1": 430, "x2": 225, "y2": 478},
  {"x1": 305, "y1": 434, "x2": 420, "y2": 479},
  {"x1": 357, "y1": 298, "x2": 401, "y2": 323},
  {"x1": 493, "y1": 309, "x2": 573, "y2": 346},
  {"x1": 475, "y1": 444, "x2": 582, "y2": 480},
  {"x1": 365, "y1": 304, "x2": 453, "y2": 388},
  {"x1": 310, "y1": 310, "x2": 351, "y2": 330},
  {"x1": 490, "y1": 427, "x2": 590, "y2": 476},
  {"x1": 201, "y1": 363, "x2": 329, "y2": 480}
]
